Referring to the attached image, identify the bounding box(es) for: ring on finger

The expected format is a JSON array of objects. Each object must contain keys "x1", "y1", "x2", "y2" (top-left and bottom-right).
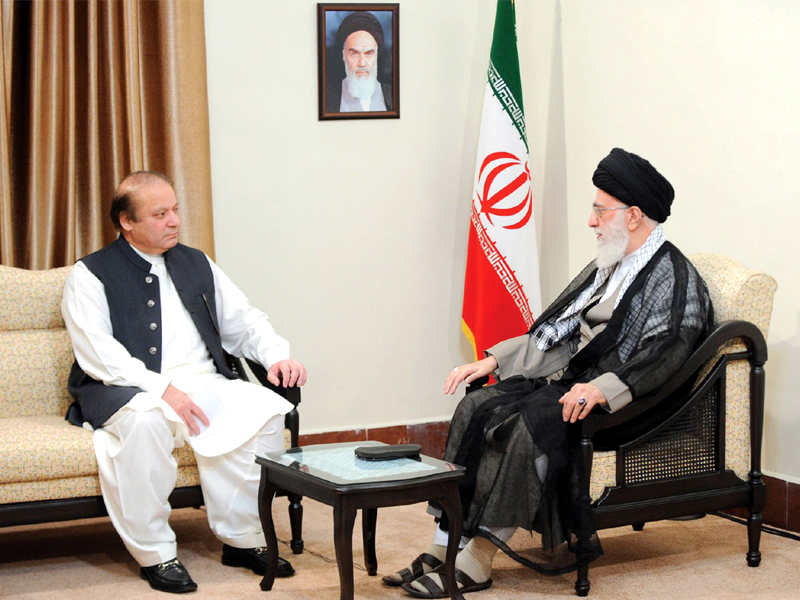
[
  {"x1": 452, "y1": 367, "x2": 458, "y2": 373},
  {"x1": 578, "y1": 397, "x2": 587, "y2": 406}
]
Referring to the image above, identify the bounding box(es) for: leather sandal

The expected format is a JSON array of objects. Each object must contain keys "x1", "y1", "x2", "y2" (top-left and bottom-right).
[
  {"x1": 382, "y1": 552, "x2": 444, "y2": 586},
  {"x1": 400, "y1": 566, "x2": 492, "y2": 599}
]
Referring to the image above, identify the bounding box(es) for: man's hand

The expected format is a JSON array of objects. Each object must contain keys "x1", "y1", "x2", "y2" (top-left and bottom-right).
[
  {"x1": 162, "y1": 383, "x2": 210, "y2": 436},
  {"x1": 558, "y1": 383, "x2": 607, "y2": 423},
  {"x1": 267, "y1": 359, "x2": 307, "y2": 388},
  {"x1": 444, "y1": 356, "x2": 498, "y2": 395}
]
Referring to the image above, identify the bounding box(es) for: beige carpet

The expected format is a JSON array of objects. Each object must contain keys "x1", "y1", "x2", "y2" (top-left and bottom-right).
[{"x1": 1, "y1": 500, "x2": 798, "y2": 599}]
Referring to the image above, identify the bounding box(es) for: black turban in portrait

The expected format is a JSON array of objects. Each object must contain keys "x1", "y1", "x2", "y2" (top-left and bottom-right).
[
  {"x1": 592, "y1": 148, "x2": 674, "y2": 222},
  {"x1": 335, "y1": 11, "x2": 385, "y2": 52}
]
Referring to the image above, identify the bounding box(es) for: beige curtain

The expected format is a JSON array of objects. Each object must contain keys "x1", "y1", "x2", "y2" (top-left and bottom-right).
[{"x1": 0, "y1": 0, "x2": 214, "y2": 270}]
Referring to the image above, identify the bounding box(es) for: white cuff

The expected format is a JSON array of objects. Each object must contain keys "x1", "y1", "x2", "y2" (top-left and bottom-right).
[{"x1": 138, "y1": 371, "x2": 172, "y2": 398}]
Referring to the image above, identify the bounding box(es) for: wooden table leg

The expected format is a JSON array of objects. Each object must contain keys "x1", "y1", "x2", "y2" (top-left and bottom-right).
[
  {"x1": 333, "y1": 497, "x2": 358, "y2": 600},
  {"x1": 361, "y1": 507, "x2": 378, "y2": 575},
  {"x1": 258, "y1": 471, "x2": 279, "y2": 592},
  {"x1": 288, "y1": 491, "x2": 304, "y2": 554},
  {"x1": 439, "y1": 484, "x2": 465, "y2": 600}
]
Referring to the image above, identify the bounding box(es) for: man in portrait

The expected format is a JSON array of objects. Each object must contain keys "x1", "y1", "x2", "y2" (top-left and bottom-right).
[{"x1": 327, "y1": 11, "x2": 393, "y2": 113}]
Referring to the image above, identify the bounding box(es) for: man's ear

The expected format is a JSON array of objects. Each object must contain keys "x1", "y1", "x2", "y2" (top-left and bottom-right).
[
  {"x1": 627, "y1": 206, "x2": 644, "y2": 230},
  {"x1": 119, "y1": 211, "x2": 134, "y2": 232}
]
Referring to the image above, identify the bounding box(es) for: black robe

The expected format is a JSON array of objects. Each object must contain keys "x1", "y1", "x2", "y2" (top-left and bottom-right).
[{"x1": 442, "y1": 242, "x2": 713, "y2": 574}]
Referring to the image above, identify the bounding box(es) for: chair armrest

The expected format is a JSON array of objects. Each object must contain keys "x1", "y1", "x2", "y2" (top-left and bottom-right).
[
  {"x1": 466, "y1": 375, "x2": 491, "y2": 395},
  {"x1": 579, "y1": 319, "x2": 767, "y2": 437},
  {"x1": 244, "y1": 358, "x2": 302, "y2": 408}
]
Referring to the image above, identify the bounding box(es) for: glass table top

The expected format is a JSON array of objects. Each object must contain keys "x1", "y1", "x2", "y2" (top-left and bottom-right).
[{"x1": 258, "y1": 441, "x2": 464, "y2": 486}]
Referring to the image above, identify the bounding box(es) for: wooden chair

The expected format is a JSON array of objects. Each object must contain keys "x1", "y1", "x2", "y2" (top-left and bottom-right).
[{"x1": 573, "y1": 254, "x2": 777, "y2": 595}]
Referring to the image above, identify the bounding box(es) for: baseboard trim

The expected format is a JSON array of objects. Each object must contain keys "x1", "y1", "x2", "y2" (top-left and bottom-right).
[
  {"x1": 299, "y1": 421, "x2": 449, "y2": 460},
  {"x1": 724, "y1": 474, "x2": 800, "y2": 534}
]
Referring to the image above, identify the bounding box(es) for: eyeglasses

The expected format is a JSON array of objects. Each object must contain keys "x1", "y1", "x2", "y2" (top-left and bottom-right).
[{"x1": 591, "y1": 204, "x2": 629, "y2": 219}]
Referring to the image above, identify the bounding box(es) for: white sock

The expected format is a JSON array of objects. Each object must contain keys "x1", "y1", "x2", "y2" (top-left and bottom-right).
[
  {"x1": 421, "y1": 542, "x2": 446, "y2": 563},
  {"x1": 456, "y1": 537, "x2": 497, "y2": 583},
  {"x1": 408, "y1": 536, "x2": 497, "y2": 593}
]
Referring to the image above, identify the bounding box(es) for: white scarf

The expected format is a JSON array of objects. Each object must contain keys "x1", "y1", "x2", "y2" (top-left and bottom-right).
[{"x1": 533, "y1": 225, "x2": 665, "y2": 351}]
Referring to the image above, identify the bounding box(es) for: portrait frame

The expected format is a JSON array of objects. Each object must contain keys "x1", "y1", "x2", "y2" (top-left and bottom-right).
[{"x1": 317, "y1": 3, "x2": 400, "y2": 120}]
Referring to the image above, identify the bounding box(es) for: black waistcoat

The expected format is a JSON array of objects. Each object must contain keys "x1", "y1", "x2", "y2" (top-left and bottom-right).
[{"x1": 66, "y1": 237, "x2": 237, "y2": 428}]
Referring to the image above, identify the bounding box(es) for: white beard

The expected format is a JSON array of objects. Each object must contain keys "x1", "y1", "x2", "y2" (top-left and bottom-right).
[
  {"x1": 594, "y1": 211, "x2": 630, "y2": 269},
  {"x1": 344, "y1": 61, "x2": 378, "y2": 101}
]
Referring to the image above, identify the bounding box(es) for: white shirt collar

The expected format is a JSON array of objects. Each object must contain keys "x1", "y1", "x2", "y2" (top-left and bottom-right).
[{"x1": 130, "y1": 244, "x2": 166, "y2": 266}]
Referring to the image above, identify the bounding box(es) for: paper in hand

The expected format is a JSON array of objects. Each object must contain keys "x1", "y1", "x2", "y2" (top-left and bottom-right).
[{"x1": 191, "y1": 387, "x2": 225, "y2": 434}]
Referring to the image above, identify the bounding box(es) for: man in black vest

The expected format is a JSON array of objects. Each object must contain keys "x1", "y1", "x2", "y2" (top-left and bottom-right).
[{"x1": 62, "y1": 171, "x2": 306, "y2": 593}]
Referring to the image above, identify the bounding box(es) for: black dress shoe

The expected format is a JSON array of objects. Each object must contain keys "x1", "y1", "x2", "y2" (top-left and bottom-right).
[
  {"x1": 221, "y1": 544, "x2": 295, "y2": 577},
  {"x1": 140, "y1": 558, "x2": 198, "y2": 593}
]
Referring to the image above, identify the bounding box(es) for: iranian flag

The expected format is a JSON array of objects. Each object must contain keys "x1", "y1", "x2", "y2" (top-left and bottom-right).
[{"x1": 462, "y1": 0, "x2": 541, "y2": 360}]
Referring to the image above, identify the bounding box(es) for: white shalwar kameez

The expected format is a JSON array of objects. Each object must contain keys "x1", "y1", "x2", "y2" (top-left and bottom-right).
[{"x1": 62, "y1": 248, "x2": 295, "y2": 567}]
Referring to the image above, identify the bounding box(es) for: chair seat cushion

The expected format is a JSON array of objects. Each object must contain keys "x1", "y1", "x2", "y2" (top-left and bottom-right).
[
  {"x1": 591, "y1": 450, "x2": 616, "y2": 501},
  {"x1": 0, "y1": 416, "x2": 197, "y2": 485}
]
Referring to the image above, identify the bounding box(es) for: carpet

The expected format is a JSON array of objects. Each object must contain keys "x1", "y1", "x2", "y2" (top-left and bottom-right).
[{"x1": 1, "y1": 500, "x2": 798, "y2": 599}]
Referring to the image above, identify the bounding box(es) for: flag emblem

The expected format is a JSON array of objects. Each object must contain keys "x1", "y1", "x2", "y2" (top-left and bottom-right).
[{"x1": 477, "y1": 151, "x2": 533, "y2": 230}]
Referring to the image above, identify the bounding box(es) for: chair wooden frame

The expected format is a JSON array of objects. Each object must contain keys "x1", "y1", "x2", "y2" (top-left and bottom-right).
[{"x1": 573, "y1": 319, "x2": 767, "y2": 595}]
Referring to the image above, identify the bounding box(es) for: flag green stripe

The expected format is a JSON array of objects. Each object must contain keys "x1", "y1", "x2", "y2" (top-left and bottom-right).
[
  {"x1": 489, "y1": 0, "x2": 524, "y2": 116},
  {"x1": 488, "y1": 61, "x2": 528, "y2": 151}
]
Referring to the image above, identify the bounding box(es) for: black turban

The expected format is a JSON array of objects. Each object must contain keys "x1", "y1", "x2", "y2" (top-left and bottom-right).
[
  {"x1": 335, "y1": 11, "x2": 385, "y2": 52},
  {"x1": 592, "y1": 148, "x2": 674, "y2": 223}
]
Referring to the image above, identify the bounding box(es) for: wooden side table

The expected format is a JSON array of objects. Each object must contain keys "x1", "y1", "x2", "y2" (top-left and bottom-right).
[{"x1": 256, "y1": 441, "x2": 466, "y2": 600}]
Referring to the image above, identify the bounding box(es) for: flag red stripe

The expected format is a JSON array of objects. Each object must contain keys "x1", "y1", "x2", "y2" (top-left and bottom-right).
[{"x1": 462, "y1": 221, "x2": 528, "y2": 355}]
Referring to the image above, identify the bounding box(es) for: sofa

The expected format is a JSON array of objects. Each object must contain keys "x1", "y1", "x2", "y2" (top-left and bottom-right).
[{"x1": 0, "y1": 263, "x2": 302, "y2": 552}]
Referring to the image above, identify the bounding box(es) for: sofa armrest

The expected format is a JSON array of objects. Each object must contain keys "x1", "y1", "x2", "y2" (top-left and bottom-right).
[{"x1": 244, "y1": 358, "x2": 301, "y2": 408}]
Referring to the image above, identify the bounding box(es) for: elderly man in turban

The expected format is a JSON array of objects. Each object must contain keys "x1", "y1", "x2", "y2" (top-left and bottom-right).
[
  {"x1": 329, "y1": 11, "x2": 393, "y2": 112},
  {"x1": 386, "y1": 149, "x2": 714, "y2": 598}
]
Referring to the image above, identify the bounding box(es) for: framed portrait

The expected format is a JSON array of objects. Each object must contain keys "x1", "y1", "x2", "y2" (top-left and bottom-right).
[{"x1": 317, "y1": 3, "x2": 399, "y2": 120}]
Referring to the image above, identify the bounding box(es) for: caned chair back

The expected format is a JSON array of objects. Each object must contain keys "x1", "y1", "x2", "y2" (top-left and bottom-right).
[{"x1": 589, "y1": 254, "x2": 777, "y2": 500}]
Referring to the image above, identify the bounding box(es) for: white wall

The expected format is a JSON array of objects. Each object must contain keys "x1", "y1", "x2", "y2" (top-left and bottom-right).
[
  {"x1": 205, "y1": 0, "x2": 799, "y2": 483},
  {"x1": 554, "y1": 0, "x2": 800, "y2": 483},
  {"x1": 204, "y1": 0, "x2": 516, "y2": 434}
]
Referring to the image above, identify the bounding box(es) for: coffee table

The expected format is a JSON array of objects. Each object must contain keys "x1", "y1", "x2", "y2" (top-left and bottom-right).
[{"x1": 255, "y1": 441, "x2": 466, "y2": 600}]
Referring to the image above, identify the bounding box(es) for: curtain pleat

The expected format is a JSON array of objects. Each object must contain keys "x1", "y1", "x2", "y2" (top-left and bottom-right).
[
  {"x1": 0, "y1": 1, "x2": 15, "y2": 265},
  {"x1": 0, "y1": 0, "x2": 214, "y2": 270}
]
